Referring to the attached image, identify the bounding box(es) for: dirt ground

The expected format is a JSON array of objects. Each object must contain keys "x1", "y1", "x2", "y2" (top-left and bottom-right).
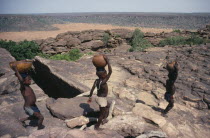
[{"x1": 0, "y1": 23, "x2": 173, "y2": 42}]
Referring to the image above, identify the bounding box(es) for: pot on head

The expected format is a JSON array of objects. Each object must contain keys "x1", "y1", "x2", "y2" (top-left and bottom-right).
[
  {"x1": 9, "y1": 60, "x2": 33, "y2": 73},
  {"x1": 92, "y1": 55, "x2": 107, "y2": 68}
]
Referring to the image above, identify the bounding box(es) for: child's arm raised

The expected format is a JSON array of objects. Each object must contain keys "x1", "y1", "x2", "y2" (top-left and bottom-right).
[
  {"x1": 101, "y1": 55, "x2": 112, "y2": 84},
  {"x1": 12, "y1": 65, "x2": 24, "y2": 88}
]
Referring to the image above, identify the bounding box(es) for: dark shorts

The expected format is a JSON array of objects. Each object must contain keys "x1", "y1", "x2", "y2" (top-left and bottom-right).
[
  {"x1": 164, "y1": 93, "x2": 174, "y2": 102},
  {"x1": 24, "y1": 106, "x2": 40, "y2": 116}
]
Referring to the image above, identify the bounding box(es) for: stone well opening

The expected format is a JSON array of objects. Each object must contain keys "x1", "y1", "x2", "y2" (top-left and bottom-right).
[{"x1": 31, "y1": 60, "x2": 84, "y2": 98}]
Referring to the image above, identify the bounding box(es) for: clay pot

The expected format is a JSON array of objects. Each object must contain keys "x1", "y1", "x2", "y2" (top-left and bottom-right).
[
  {"x1": 9, "y1": 60, "x2": 33, "y2": 73},
  {"x1": 92, "y1": 55, "x2": 107, "y2": 68}
]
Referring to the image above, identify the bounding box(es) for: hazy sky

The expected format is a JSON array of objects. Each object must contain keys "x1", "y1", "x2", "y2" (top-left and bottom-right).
[{"x1": 0, "y1": 0, "x2": 210, "y2": 14}]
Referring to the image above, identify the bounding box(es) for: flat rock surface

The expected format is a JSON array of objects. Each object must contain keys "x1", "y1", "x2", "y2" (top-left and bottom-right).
[{"x1": 46, "y1": 97, "x2": 99, "y2": 120}]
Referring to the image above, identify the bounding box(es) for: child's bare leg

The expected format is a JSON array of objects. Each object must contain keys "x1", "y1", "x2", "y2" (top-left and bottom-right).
[
  {"x1": 102, "y1": 105, "x2": 109, "y2": 124},
  {"x1": 95, "y1": 107, "x2": 106, "y2": 130},
  {"x1": 19, "y1": 116, "x2": 34, "y2": 127},
  {"x1": 33, "y1": 112, "x2": 44, "y2": 130}
]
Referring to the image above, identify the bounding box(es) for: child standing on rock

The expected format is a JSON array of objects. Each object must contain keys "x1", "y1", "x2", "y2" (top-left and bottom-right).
[
  {"x1": 88, "y1": 55, "x2": 112, "y2": 130},
  {"x1": 162, "y1": 61, "x2": 179, "y2": 116},
  {"x1": 12, "y1": 64, "x2": 45, "y2": 130}
]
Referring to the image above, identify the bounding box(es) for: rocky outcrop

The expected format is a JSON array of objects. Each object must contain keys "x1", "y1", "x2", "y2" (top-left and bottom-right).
[
  {"x1": 101, "y1": 115, "x2": 161, "y2": 137},
  {"x1": 34, "y1": 28, "x2": 201, "y2": 55},
  {"x1": 33, "y1": 56, "x2": 90, "y2": 98},
  {"x1": 0, "y1": 48, "x2": 19, "y2": 95},
  {"x1": 198, "y1": 24, "x2": 210, "y2": 39},
  {"x1": 35, "y1": 29, "x2": 133, "y2": 54}
]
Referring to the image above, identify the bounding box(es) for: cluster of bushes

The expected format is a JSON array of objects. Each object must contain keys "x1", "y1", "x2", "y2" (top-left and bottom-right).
[
  {"x1": 102, "y1": 32, "x2": 111, "y2": 46},
  {"x1": 47, "y1": 49, "x2": 83, "y2": 61},
  {"x1": 0, "y1": 40, "x2": 83, "y2": 61},
  {"x1": 159, "y1": 35, "x2": 209, "y2": 47},
  {"x1": 0, "y1": 40, "x2": 41, "y2": 60},
  {"x1": 129, "y1": 29, "x2": 153, "y2": 52}
]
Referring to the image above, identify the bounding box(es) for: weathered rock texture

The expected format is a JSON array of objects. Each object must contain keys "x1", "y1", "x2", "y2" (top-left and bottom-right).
[
  {"x1": 198, "y1": 24, "x2": 210, "y2": 39},
  {"x1": 33, "y1": 56, "x2": 90, "y2": 98},
  {"x1": 35, "y1": 29, "x2": 133, "y2": 54},
  {"x1": 46, "y1": 97, "x2": 99, "y2": 120},
  {"x1": 27, "y1": 127, "x2": 123, "y2": 138},
  {"x1": 0, "y1": 48, "x2": 19, "y2": 95},
  {"x1": 1, "y1": 26, "x2": 210, "y2": 138},
  {"x1": 0, "y1": 50, "x2": 66, "y2": 137}
]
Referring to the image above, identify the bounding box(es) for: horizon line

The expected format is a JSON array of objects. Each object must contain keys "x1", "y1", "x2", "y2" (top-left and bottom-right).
[{"x1": 1, "y1": 11, "x2": 210, "y2": 15}]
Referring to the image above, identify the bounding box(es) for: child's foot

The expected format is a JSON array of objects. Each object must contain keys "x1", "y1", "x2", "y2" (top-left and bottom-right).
[
  {"x1": 94, "y1": 127, "x2": 103, "y2": 131},
  {"x1": 37, "y1": 125, "x2": 45, "y2": 130},
  {"x1": 102, "y1": 119, "x2": 108, "y2": 125},
  {"x1": 18, "y1": 119, "x2": 27, "y2": 128},
  {"x1": 161, "y1": 111, "x2": 168, "y2": 117}
]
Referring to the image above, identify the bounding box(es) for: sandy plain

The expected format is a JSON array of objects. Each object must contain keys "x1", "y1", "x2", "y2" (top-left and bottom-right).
[{"x1": 0, "y1": 23, "x2": 173, "y2": 42}]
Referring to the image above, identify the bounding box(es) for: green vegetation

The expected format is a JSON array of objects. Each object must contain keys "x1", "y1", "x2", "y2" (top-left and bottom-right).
[
  {"x1": 49, "y1": 49, "x2": 83, "y2": 61},
  {"x1": 129, "y1": 29, "x2": 153, "y2": 52},
  {"x1": 159, "y1": 35, "x2": 209, "y2": 47},
  {"x1": 0, "y1": 40, "x2": 41, "y2": 60},
  {"x1": 0, "y1": 40, "x2": 83, "y2": 61},
  {"x1": 173, "y1": 29, "x2": 181, "y2": 33},
  {"x1": 159, "y1": 36, "x2": 186, "y2": 46},
  {"x1": 102, "y1": 33, "x2": 111, "y2": 46},
  {"x1": 86, "y1": 52, "x2": 93, "y2": 55}
]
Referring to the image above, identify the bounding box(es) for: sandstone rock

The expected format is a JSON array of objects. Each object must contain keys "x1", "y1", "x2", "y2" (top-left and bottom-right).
[
  {"x1": 52, "y1": 39, "x2": 67, "y2": 47},
  {"x1": 78, "y1": 32, "x2": 93, "y2": 42},
  {"x1": 137, "y1": 131, "x2": 167, "y2": 138},
  {"x1": 52, "y1": 47, "x2": 69, "y2": 53},
  {"x1": 66, "y1": 37, "x2": 81, "y2": 48},
  {"x1": 114, "y1": 43, "x2": 131, "y2": 53},
  {"x1": 65, "y1": 116, "x2": 89, "y2": 128},
  {"x1": 80, "y1": 40, "x2": 104, "y2": 51},
  {"x1": 33, "y1": 56, "x2": 90, "y2": 98},
  {"x1": 46, "y1": 97, "x2": 99, "y2": 120},
  {"x1": 137, "y1": 91, "x2": 158, "y2": 107},
  {"x1": 0, "y1": 48, "x2": 19, "y2": 95},
  {"x1": 144, "y1": 32, "x2": 156, "y2": 37},
  {"x1": 107, "y1": 38, "x2": 121, "y2": 48},
  {"x1": 114, "y1": 88, "x2": 136, "y2": 102},
  {"x1": 27, "y1": 127, "x2": 123, "y2": 138},
  {"x1": 101, "y1": 115, "x2": 159, "y2": 137},
  {"x1": 109, "y1": 29, "x2": 133, "y2": 39},
  {"x1": 132, "y1": 103, "x2": 167, "y2": 127},
  {"x1": 161, "y1": 122, "x2": 179, "y2": 137},
  {"x1": 0, "y1": 134, "x2": 12, "y2": 138},
  {"x1": 41, "y1": 45, "x2": 53, "y2": 52}
]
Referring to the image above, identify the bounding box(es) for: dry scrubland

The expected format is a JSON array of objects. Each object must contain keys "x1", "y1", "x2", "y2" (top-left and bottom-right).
[{"x1": 0, "y1": 23, "x2": 173, "y2": 42}]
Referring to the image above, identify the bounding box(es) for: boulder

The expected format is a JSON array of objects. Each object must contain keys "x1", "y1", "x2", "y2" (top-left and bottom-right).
[
  {"x1": 46, "y1": 97, "x2": 99, "y2": 120},
  {"x1": 65, "y1": 116, "x2": 90, "y2": 128},
  {"x1": 132, "y1": 103, "x2": 167, "y2": 127},
  {"x1": 0, "y1": 84, "x2": 64, "y2": 137},
  {"x1": 66, "y1": 37, "x2": 81, "y2": 48},
  {"x1": 109, "y1": 29, "x2": 133, "y2": 39},
  {"x1": 78, "y1": 32, "x2": 93, "y2": 42},
  {"x1": 52, "y1": 39, "x2": 67, "y2": 47},
  {"x1": 101, "y1": 115, "x2": 159, "y2": 137},
  {"x1": 52, "y1": 47, "x2": 69, "y2": 53},
  {"x1": 137, "y1": 91, "x2": 158, "y2": 107},
  {"x1": 137, "y1": 131, "x2": 167, "y2": 138},
  {"x1": 0, "y1": 48, "x2": 19, "y2": 95},
  {"x1": 33, "y1": 56, "x2": 90, "y2": 98},
  {"x1": 80, "y1": 40, "x2": 104, "y2": 51}
]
